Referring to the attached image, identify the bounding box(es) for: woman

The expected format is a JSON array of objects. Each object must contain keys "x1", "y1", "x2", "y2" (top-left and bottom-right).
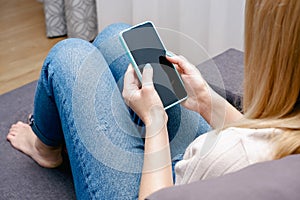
[{"x1": 7, "y1": 0, "x2": 300, "y2": 199}]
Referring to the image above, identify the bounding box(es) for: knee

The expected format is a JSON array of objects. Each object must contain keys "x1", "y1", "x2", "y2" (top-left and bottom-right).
[
  {"x1": 39, "y1": 38, "x2": 109, "y2": 98},
  {"x1": 46, "y1": 38, "x2": 96, "y2": 62},
  {"x1": 102, "y1": 22, "x2": 131, "y2": 34},
  {"x1": 43, "y1": 38, "x2": 99, "y2": 76},
  {"x1": 93, "y1": 23, "x2": 131, "y2": 46}
]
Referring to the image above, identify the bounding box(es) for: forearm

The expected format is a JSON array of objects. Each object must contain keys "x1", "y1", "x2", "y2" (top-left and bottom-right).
[
  {"x1": 199, "y1": 86, "x2": 243, "y2": 129},
  {"x1": 139, "y1": 116, "x2": 173, "y2": 200},
  {"x1": 122, "y1": 61, "x2": 174, "y2": 199}
]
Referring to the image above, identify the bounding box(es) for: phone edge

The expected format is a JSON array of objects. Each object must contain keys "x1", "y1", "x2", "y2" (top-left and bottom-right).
[{"x1": 118, "y1": 21, "x2": 188, "y2": 110}]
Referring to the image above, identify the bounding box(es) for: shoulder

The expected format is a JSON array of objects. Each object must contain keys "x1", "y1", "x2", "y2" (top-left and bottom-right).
[
  {"x1": 184, "y1": 127, "x2": 279, "y2": 160},
  {"x1": 220, "y1": 127, "x2": 282, "y2": 161},
  {"x1": 175, "y1": 127, "x2": 281, "y2": 184},
  {"x1": 221, "y1": 127, "x2": 281, "y2": 137}
]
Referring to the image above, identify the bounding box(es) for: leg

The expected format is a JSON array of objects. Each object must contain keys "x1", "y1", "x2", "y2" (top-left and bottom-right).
[
  {"x1": 92, "y1": 23, "x2": 131, "y2": 83},
  {"x1": 7, "y1": 41, "x2": 68, "y2": 167},
  {"x1": 93, "y1": 23, "x2": 147, "y2": 130},
  {"x1": 9, "y1": 38, "x2": 144, "y2": 199}
]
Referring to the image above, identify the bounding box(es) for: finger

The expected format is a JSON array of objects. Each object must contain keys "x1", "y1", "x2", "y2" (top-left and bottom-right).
[
  {"x1": 175, "y1": 65, "x2": 183, "y2": 74},
  {"x1": 142, "y1": 63, "x2": 154, "y2": 87},
  {"x1": 166, "y1": 55, "x2": 194, "y2": 74},
  {"x1": 124, "y1": 64, "x2": 138, "y2": 88},
  {"x1": 130, "y1": 65, "x2": 140, "y2": 85}
]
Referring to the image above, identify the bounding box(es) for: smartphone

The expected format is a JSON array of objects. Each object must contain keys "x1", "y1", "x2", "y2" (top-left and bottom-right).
[{"x1": 119, "y1": 21, "x2": 187, "y2": 110}]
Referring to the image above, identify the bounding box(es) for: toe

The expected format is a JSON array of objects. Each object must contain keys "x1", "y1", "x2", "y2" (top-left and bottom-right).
[
  {"x1": 11, "y1": 123, "x2": 19, "y2": 129},
  {"x1": 7, "y1": 133, "x2": 14, "y2": 141},
  {"x1": 16, "y1": 121, "x2": 27, "y2": 127},
  {"x1": 8, "y1": 131, "x2": 16, "y2": 136},
  {"x1": 16, "y1": 121, "x2": 23, "y2": 125},
  {"x1": 9, "y1": 127, "x2": 17, "y2": 134}
]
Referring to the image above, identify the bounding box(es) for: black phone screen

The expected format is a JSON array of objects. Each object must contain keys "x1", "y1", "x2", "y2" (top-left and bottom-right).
[{"x1": 121, "y1": 22, "x2": 187, "y2": 109}]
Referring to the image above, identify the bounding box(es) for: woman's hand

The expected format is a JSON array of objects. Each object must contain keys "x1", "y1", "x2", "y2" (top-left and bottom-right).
[
  {"x1": 167, "y1": 55, "x2": 243, "y2": 128},
  {"x1": 167, "y1": 55, "x2": 211, "y2": 115},
  {"x1": 123, "y1": 64, "x2": 167, "y2": 126}
]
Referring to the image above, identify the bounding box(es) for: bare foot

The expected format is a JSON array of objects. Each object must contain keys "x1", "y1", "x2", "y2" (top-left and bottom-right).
[{"x1": 7, "y1": 121, "x2": 63, "y2": 168}]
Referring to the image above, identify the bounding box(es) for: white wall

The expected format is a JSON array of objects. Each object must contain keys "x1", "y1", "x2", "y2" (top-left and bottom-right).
[{"x1": 96, "y1": 0, "x2": 245, "y2": 62}]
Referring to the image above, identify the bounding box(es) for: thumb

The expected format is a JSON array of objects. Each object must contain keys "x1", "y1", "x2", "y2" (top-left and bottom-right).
[{"x1": 142, "y1": 63, "x2": 154, "y2": 87}]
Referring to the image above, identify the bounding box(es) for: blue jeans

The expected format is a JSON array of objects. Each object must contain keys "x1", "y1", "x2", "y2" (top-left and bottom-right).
[{"x1": 30, "y1": 23, "x2": 211, "y2": 200}]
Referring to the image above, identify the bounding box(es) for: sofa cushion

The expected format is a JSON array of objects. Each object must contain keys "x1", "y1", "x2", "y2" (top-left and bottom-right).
[
  {"x1": 146, "y1": 155, "x2": 300, "y2": 200},
  {"x1": 198, "y1": 48, "x2": 244, "y2": 111}
]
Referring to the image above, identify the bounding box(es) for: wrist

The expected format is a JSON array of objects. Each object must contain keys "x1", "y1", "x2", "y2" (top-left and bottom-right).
[
  {"x1": 144, "y1": 107, "x2": 168, "y2": 137},
  {"x1": 144, "y1": 106, "x2": 167, "y2": 126},
  {"x1": 196, "y1": 83, "x2": 212, "y2": 116}
]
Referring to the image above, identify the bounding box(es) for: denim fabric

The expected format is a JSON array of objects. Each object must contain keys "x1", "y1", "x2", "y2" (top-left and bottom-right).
[{"x1": 31, "y1": 23, "x2": 211, "y2": 199}]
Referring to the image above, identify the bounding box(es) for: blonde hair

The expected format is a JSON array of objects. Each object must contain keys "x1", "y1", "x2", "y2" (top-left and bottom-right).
[{"x1": 237, "y1": 0, "x2": 300, "y2": 159}]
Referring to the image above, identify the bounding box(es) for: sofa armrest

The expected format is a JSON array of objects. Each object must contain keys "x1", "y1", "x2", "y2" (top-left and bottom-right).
[
  {"x1": 147, "y1": 155, "x2": 300, "y2": 200},
  {"x1": 198, "y1": 48, "x2": 244, "y2": 111}
]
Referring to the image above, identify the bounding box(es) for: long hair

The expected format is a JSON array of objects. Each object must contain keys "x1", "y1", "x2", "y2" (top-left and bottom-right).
[{"x1": 237, "y1": 0, "x2": 300, "y2": 159}]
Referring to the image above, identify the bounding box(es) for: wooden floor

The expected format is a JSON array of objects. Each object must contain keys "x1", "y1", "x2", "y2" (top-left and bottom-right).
[{"x1": 0, "y1": 0, "x2": 66, "y2": 95}]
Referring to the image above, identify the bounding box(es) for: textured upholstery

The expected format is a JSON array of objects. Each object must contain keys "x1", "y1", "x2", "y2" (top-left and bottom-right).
[{"x1": 198, "y1": 48, "x2": 244, "y2": 111}]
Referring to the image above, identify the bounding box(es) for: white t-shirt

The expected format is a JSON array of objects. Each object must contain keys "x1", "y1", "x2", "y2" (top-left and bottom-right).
[{"x1": 175, "y1": 127, "x2": 281, "y2": 185}]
